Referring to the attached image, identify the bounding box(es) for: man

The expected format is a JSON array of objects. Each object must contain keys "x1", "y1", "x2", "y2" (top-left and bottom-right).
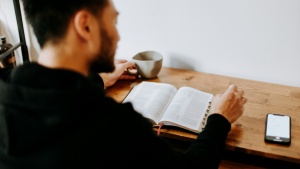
[{"x1": 0, "y1": 0, "x2": 247, "y2": 168}]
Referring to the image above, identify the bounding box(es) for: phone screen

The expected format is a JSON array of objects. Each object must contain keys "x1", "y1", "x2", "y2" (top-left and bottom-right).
[{"x1": 265, "y1": 114, "x2": 291, "y2": 145}]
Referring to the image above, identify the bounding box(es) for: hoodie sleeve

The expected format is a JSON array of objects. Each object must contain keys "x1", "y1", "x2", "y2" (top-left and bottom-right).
[
  {"x1": 87, "y1": 72, "x2": 104, "y2": 89},
  {"x1": 183, "y1": 114, "x2": 231, "y2": 169}
]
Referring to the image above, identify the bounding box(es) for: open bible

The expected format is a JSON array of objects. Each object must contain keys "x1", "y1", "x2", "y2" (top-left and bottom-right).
[{"x1": 122, "y1": 81, "x2": 214, "y2": 133}]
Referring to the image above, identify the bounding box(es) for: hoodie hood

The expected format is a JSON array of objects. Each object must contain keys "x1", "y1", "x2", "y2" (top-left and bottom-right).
[{"x1": 0, "y1": 62, "x2": 104, "y2": 156}]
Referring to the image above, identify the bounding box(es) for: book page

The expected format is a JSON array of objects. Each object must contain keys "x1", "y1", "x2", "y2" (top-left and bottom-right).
[
  {"x1": 159, "y1": 87, "x2": 213, "y2": 133},
  {"x1": 122, "y1": 82, "x2": 177, "y2": 124}
]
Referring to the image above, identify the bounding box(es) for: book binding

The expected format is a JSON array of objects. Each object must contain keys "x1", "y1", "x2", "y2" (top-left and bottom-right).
[{"x1": 201, "y1": 101, "x2": 212, "y2": 130}]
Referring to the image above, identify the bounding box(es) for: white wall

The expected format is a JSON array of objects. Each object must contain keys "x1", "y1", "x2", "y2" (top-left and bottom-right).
[
  {"x1": 2, "y1": 0, "x2": 300, "y2": 87},
  {"x1": 114, "y1": 0, "x2": 300, "y2": 87},
  {"x1": 0, "y1": 0, "x2": 23, "y2": 65}
]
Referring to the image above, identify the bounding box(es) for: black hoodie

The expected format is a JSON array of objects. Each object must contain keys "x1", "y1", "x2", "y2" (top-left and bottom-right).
[{"x1": 0, "y1": 62, "x2": 231, "y2": 169}]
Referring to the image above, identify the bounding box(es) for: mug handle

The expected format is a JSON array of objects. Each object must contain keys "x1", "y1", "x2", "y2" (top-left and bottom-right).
[{"x1": 126, "y1": 68, "x2": 138, "y2": 75}]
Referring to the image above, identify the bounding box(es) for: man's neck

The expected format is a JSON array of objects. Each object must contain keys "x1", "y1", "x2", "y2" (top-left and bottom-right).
[{"x1": 38, "y1": 45, "x2": 90, "y2": 76}]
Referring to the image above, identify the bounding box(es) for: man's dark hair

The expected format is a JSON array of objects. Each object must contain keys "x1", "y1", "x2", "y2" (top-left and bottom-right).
[{"x1": 22, "y1": 0, "x2": 108, "y2": 47}]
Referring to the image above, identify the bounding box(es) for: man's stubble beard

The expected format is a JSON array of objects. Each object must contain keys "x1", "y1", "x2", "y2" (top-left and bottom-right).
[{"x1": 89, "y1": 27, "x2": 116, "y2": 73}]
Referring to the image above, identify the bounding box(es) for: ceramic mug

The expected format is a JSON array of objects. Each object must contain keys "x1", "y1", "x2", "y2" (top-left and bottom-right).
[{"x1": 130, "y1": 51, "x2": 163, "y2": 79}]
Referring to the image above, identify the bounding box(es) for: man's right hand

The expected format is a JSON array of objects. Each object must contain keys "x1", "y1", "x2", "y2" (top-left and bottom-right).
[
  {"x1": 99, "y1": 59, "x2": 136, "y2": 88},
  {"x1": 210, "y1": 84, "x2": 248, "y2": 124}
]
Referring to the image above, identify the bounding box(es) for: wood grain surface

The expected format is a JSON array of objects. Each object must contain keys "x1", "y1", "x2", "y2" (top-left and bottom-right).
[{"x1": 105, "y1": 67, "x2": 300, "y2": 164}]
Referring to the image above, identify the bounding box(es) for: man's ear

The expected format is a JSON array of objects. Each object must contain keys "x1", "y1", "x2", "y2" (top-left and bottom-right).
[
  {"x1": 73, "y1": 10, "x2": 95, "y2": 42},
  {"x1": 73, "y1": 10, "x2": 100, "y2": 54}
]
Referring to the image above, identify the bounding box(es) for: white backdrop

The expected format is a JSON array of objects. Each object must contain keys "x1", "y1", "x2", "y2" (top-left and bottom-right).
[
  {"x1": 1, "y1": 0, "x2": 300, "y2": 87},
  {"x1": 0, "y1": 0, "x2": 23, "y2": 65},
  {"x1": 114, "y1": 0, "x2": 300, "y2": 87}
]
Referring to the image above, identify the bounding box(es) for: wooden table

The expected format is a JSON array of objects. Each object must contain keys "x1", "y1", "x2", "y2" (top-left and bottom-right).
[{"x1": 105, "y1": 67, "x2": 300, "y2": 164}]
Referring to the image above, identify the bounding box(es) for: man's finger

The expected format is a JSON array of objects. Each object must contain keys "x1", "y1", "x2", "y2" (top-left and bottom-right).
[
  {"x1": 115, "y1": 59, "x2": 127, "y2": 64},
  {"x1": 235, "y1": 89, "x2": 244, "y2": 99},
  {"x1": 122, "y1": 61, "x2": 135, "y2": 69},
  {"x1": 240, "y1": 97, "x2": 248, "y2": 105},
  {"x1": 223, "y1": 84, "x2": 238, "y2": 99}
]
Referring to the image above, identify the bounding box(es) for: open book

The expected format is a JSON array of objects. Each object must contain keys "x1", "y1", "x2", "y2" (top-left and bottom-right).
[{"x1": 122, "y1": 81, "x2": 214, "y2": 133}]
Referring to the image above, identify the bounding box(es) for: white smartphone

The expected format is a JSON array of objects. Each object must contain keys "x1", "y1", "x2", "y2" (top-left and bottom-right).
[{"x1": 265, "y1": 113, "x2": 291, "y2": 145}]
